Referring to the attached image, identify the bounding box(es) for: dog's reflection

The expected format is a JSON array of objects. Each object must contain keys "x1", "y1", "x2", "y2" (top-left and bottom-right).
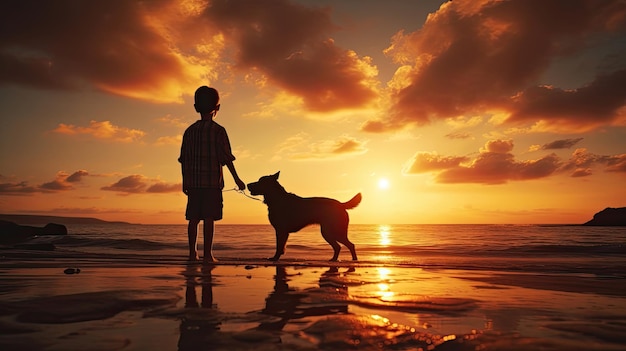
[
  {"x1": 178, "y1": 264, "x2": 219, "y2": 350},
  {"x1": 258, "y1": 265, "x2": 354, "y2": 331}
]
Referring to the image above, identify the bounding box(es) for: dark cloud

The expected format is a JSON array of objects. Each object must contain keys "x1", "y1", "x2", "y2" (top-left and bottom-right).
[
  {"x1": 508, "y1": 70, "x2": 626, "y2": 131},
  {"x1": 147, "y1": 182, "x2": 181, "y2": 193},
  {"x1": 560, "y1": 148, "x2": 626, "y2": 176},
  {"x1": 571, "y1": 168, "x2": 593, "y2": 177},
  {"x1": 366, "y1": 0, "x2": 626, "y2": 132},
  {"x1": 0, "y1": 170, "x2": 90, "y2": 195},
  {"x1": 66, "y1": 170, "x2": 89, "y2": 183},
  {"x1": 406, "y1": 142, "x2": 626, "y2": 183},
  {"x1": 102, "y1": 175, "x2": 181, "y2": 194},
  {"x1": 0, "y1": 181, "x2": 39, "y2": 196},
  {"x1": 204, "y1": 0, "x2": 378, "y2": 111},
  {"x1": 542, "y1": 138, "x2": 584, "y2": 150},
  {"x1": 101, "y1": 175, "x2": 148, "y2": 194},
  {"x1": 1, "y1": 0, "x2": 378, "y2": 109},
  {"x1": 405, "y1": 140, "x2": 562, "y2": 184},
  {"x1": 0, "y1": 0, "x2": 210, "y2": 103},
  {"x1": 39, "y1": 179, "x2": 73, "y2": 191}
]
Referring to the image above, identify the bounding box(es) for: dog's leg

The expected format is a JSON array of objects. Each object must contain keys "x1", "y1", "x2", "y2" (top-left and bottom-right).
[
  {"x1": 329, "y1": 242, "x2": 341, "y2": 262},
  {"x1": 320, "y1": 227, "x2": 342, "y2": 261},
  {"x1": 339, "y1": 238, "x2": 358, "y2": 261},
  {"x1": 269, "y1": 231, "x2": 289, "y2": 261}
]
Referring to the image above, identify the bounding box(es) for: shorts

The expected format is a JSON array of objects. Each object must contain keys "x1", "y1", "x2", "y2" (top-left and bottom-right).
[{"x1": 185, "y1": 188, "x2": 223, "y2": 221}]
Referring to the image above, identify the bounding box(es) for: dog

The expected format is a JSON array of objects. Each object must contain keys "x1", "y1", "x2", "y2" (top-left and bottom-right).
[{"x1": 247, "y1": 172, "x2": 361, "y2": 261}]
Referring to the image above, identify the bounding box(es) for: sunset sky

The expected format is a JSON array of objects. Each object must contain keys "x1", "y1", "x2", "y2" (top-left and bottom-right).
[{"x1": 1, "y1": 0, "x2": 625, "y2": 225}]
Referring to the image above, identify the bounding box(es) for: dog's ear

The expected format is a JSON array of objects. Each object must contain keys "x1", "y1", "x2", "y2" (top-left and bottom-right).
[{"x1": 272, "y1": 171, "x2": 280, "y2": 180}]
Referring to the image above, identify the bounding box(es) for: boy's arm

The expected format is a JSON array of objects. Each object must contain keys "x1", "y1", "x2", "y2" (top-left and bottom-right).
[{"x1": 226, "y1": 161, "x2": 245, "y2": 190}]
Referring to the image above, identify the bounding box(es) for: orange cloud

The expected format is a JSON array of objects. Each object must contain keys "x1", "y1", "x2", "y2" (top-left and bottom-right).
[
  {"x1": 560, "y1": 148, "x2": 626, "y2": 176},
  {"x1": 403, "y1": 152, "x2": 469, "y2": 174},
  {"x1": 101, "y1": 174, "x2": 180, "y2": 195},
  {"x1": 101, "y1": 175, "x2": 148, "y2": 194},
  {"x1": 1, "y1": 0, "x2": 379, "y2": 110},
  {"x1": 147, "y1": 182, "x2": 182, "y2": 193},
  {"x1": 365, "y1": 0, "x2": 626, "y2": 132},
  {"x1": 0, "y1": 170, "x2": 90, "y2": 195},
  {"x1": 541, "y1": 138, "x2": 584, "y2": 150},
  {"x1": 0, "y1": 1, "x2": 220, "y2": 103},
  {"x1": 202, "y1": 0, "x2": 379, "y2": 112},
  {"x1": 406, "y1": 141, "x2": 626, "y2": 183},
  {"x1": 405, "y1": 140, "x2": 562, "y2": 184},
  {"x1": 53, "y1": 121, "x2": 145, "y2": 143}
]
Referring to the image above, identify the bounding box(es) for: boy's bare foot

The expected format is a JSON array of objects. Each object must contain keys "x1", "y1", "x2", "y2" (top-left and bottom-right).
[
  {"x1": 189, "y1": 254, "x2": 200, "y2": 262},
  {"x1": 203, "y1": 256, "x2": 218, "y2": 264}
]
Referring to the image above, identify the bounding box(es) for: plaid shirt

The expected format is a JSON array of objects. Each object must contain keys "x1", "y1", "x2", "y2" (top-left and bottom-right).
[{"x1": 179, "y1": 120, "x2": 236, "y2": 190}]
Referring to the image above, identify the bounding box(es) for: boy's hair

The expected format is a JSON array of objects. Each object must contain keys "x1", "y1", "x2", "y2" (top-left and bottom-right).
[{"x1": 194, "y1": 86, "x2": 220, "y2": 113}]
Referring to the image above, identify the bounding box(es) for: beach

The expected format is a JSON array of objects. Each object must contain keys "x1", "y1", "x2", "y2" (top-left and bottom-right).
[{"x1": 1, "y1": 223, "x2": 626, "y2": 350}]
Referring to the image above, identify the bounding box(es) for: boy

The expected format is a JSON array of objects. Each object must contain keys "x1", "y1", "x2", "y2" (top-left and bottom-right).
[{"x1": 179, "y1": 86, "x2": 245, "y2": 263}]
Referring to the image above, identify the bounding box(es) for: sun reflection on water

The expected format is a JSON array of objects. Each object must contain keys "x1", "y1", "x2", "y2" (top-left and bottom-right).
[
  {"x1": 376, "y1": 268, "x2": 395, "y2": 300},
  {"x1": 379, "y1": 225, "x2": 391, "y2": 247}
]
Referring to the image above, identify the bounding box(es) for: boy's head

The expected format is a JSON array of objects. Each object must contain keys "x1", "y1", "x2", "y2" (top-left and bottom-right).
[{"x1": 194, "y1": 86, "x2": 220, "y2": 115}]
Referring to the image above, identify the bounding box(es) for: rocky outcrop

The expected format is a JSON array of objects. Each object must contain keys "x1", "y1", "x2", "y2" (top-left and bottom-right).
[
  {"x1": 0, "y1": 220, "x2": 67, "y2": 248},
  {"x1": 583, "y1": 207, "x2": 626, "y2": 226}
]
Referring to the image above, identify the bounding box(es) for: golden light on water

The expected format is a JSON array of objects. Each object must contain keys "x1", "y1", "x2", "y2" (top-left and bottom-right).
[
  {"x1": 377, "y1": 267, "x2": 391, "y2": 280},
  {"x1": 379, "y1": 225, "x2": 391, "y2": 247}
]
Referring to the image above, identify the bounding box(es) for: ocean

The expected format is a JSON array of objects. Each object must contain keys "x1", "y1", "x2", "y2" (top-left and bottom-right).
[
  {"x1": 40, "y1": 223, "x2": 626, "y2": 276},
  {"x1": 3, "y1": 223, "x2": 626, "y2": 350}
]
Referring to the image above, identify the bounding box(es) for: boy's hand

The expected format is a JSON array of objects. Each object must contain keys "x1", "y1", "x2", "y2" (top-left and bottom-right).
[{"x1": 235, "y1": 178, "x2": 246, "y2": 191}]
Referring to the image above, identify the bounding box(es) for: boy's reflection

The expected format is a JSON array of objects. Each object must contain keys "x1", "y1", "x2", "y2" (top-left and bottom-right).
[
  {"x1": 258, "y1": 265, "x2": 353, "y2": 331},
  {"x1": 179, "y1": 264, "x2": 219, "y2": 351}
]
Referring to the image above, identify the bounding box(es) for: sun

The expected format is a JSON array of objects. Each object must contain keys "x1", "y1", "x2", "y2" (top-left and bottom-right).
[{"x1": 378, "y1": 178, "x2": 390, "y2": 190}]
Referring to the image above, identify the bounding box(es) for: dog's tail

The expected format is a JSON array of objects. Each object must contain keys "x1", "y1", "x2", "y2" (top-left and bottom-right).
[{"x1": 342, "y1": 193, "x2": 362, "y2": 210}]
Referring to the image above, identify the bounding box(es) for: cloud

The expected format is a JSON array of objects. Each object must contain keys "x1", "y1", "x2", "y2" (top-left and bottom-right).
[
  {"x1": 154, "y1": 135, "x2": 182, "y2": 146},
  {"x1": 560, "y1": 148, "x2": 626, "y2": 176},
  {"x1": 404, "y1": 140, "x2": 562, "y2": 184},
  {"x1": 203, "y1": 0, "x2": 379, "y2": 112},
  {"x1": 0, "y1": 170, "x2": 90, "y2": 195},
  {"x1": 0, "y1": 181, "x2": 39, "y2": 196},
  {"x1": 101, "y1": 175, "x2": 148, "y2": 194},
  {"x1": 147, "y1": 182, "x2": 182, "y2": 193},
  {"x1": 541, "y1": 138, "x2": 584, "y2": 150},
  {"x1": 53, "y1": 120, "x2": 145, "y2": 143},
  {"x1": 365, "y1": 0, "x2": 626, "y2": 132},
  {"x1": 0, "y1": 1, "x2": 219, "y2": 103},
  {"x1": 101, "y1": 174, "x2": 180, "y2": 195},
  {"x1": 405, "y1": 141, "x2": 626, "y2": 183},
  {"x1": 66, "y1": 170, "x2": 90, "y2": 182},
  {"x1": 403, "y1": 152, "x2": 469, "y2": 174},
  {"x1": 445, "y1": 131, "x2": 472, "y2": 140},
  {"x1": 39, "y1": 170, "x2": 91, "y2": 191},
  {"x1": 276, "y1": 134, "x2": 368, "y2": 160},
  {"x1": 1, "y1": 0, "x2": 379, "y2": 110}
]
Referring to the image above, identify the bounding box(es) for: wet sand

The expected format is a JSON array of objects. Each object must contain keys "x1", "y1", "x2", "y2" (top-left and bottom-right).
[{"x1": 1, "y1": 261, "x2": 625, "y2": 350}]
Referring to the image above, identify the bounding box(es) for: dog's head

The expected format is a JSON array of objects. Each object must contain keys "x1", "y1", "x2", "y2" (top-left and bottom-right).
[{"x1": 247, "y1": 171, "x2": 282, "y2": 196}]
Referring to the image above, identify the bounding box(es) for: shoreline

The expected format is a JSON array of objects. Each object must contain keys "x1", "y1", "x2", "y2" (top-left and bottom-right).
[{"x1": 1, "y1": 261, "x2": 625, "y2": 350}]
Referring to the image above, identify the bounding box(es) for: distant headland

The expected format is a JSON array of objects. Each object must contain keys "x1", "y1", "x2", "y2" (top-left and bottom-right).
[
  {"x1": 0, "y1": 214, "x2": 131, "y2": 225},
  {"x1": 583, "y1": 207, "x2": 626, "y2": 226}
]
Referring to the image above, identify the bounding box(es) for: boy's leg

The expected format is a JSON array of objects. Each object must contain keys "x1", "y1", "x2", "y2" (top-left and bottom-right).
[
  {"x1": 188, "y1": 219, "x2": 201, "y2": 261},
  {"x1": 203, "y1": 219, "x2": 217, "y2": 263}
]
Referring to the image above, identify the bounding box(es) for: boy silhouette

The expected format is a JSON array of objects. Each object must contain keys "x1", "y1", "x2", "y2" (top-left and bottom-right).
[{"x1": 179, "y1": 86, "x2": 245, "y2": 263}]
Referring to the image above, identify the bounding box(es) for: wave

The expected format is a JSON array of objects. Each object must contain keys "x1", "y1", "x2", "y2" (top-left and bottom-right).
[
  {"x1": 495, "y1": 243, "x2": 626, "y2": 255},
  {"x1": 57, "y1": 236, "x2": 180, "y2": 251}
]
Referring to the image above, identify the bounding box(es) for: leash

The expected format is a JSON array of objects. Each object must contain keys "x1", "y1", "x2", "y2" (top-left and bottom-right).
[{"x1": 223, "y1": 187, "x2": 263, "y2": 202}]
